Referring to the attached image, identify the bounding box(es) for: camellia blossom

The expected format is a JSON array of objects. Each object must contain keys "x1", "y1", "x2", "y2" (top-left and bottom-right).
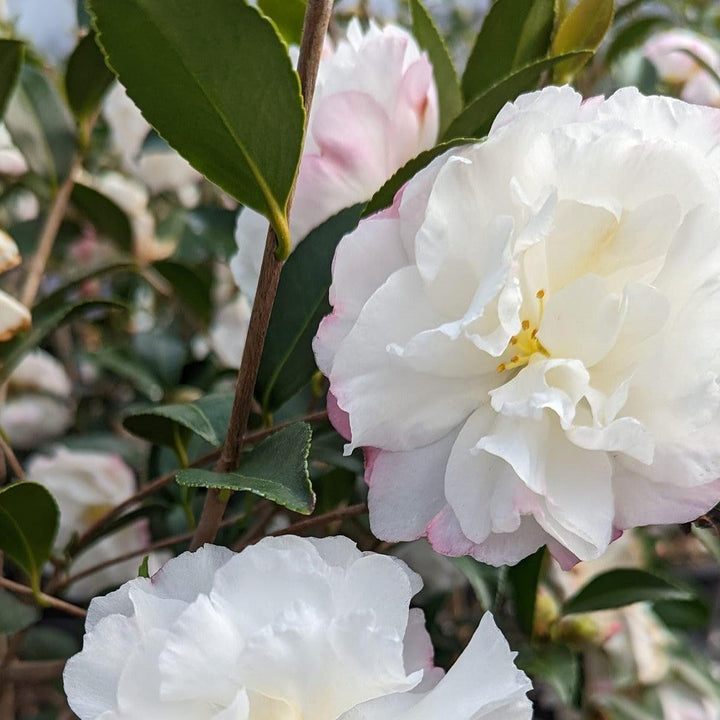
[
  {"x1": 64, "y1": 536, "x2": 532, "y2": 719},
  {"x1": 315, "y1": 85, "x2": 720, "y2": 567},
  {"x1": 231, "y1": 19, "x2": 439, "y2": 301},
  {"x1": 643, "y1": 30, "x2": 720, "y2": 108},
  {"x1": 28, "y1": 447, "x2": 168, "y2": 599},
  {"x1": 0, "y1": 230, "x2": 31, "y2": 341}
]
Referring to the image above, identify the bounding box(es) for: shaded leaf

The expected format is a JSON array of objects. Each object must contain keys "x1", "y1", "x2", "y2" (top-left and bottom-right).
[
  {"x1": 0, "y1": 483, "x2": 59, "y2": 595},
  {"x1": 5, "y1": 65, "x2": 77, "y2": 185},
  {"x1": 605, "y1": 16, "x2": 670, "y2": 66},
  {"x1": 177, "y1": 422, "x2": 315, "y2": 514},
  {"x1": 71, "y1": 182, "x2": 133, "y2": 252},
  {"x1": 0, "y1": 588, "x2": 40, "y2": 635},
  {"x1": 89, "y1": 0, "x2": 304, "y2": 249},
  {"x1": 508, "y1": 546, "x2": 546, "y2": 637},
  {"x1": 0, "y1": 300, "x2": 125, "y2": 385},
  {"x1": 258, "y1": 0, "x2": 307, "y2": 45},
  {"x1": 257, "y1": 204, "x2": 364, "y2": 413},
  {"x1": 89, "y1": 347, "x2": 164, "y2": 400},
  {"x1": 443, "y1": 51, "x2": 593, "y2": 140},
  {"x1": 152, "y1": 260, "x2": 213, "y2": 324},
  {"x1": 409, "y1": 0, "x2": 462, "y2": 135},
  {"x1": 518, "y1": 643, "x2": 580, "y2": 707},
  {"x1": 451, "y1": 556, "x2": 498, "y2": 611},
  {"x1": 123, "y1": 392, "x2": 234, "y2": 448},
  {"x1": 65, "y1": 30, "x2": 114, "y2": 120},
  {"x1": 0, "y1": 40, "x2": 24, "y2": 121},
  {"x1": 653, "y1": 597, "x2": 710, "y2": 631},
  {"x1": 462, "y1": 0, "x2": 555, "y2": 101},
  {"x1": 551, "y1": 0, "x2": 614, "y2": 82},
  {"x1": 563, "y1": 569, "x2": 694, "y2": 615}
]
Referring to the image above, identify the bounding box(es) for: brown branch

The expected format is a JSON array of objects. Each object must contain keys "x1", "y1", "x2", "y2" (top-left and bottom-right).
[
  {"x1": 190, "y1": 0, "x2": 334, "y2": 550},
  {"x1": 20, "y1": 156, "x2": 82, "y2": 308},
  {"x1": 0, "y1": 435, "x2": 25, "y2": 481},
  {"x1": 2, "y1": 660, "x2": 66, "y2": 684},
  {"x1": 0, "y1": 577, "x2": 86, "y2": 619}
]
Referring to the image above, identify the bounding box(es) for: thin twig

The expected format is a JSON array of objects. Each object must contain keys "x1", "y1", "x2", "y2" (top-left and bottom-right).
[
  {"x1": 190, "y1": 0, "x2": 334, "y2": 550},
  {"x1": 20, "y1": 156, "x2": 82, "y2": 307},
  {"x1": 2, "y1": 660, "x2": 66, "y2": 684},
  {"x1": 0, "y1": 577, "x2": 86, "y2": 619},
  {"x1": 0, "y1": 435, "x2": 24, "y2": 481}
]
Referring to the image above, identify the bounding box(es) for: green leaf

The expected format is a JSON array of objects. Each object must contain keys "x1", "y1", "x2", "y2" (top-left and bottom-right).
[
  {"x1": 451, "y1": 556, "x2": 499, "y2": 611},
  {"x1": 605, "y1": 16, "x2": 670, "y2": 66},
  {"x1": 5, "y1": 65, "x2": 77, "y2": 185},
  {"x1": 65, "y1": 30, "x2": 115, "y2": 120},
  {"x1": 653, "y1": 597, "x2": 710, "y2": 631},
  {"x1": 71, "y1": 183, "x2": 133, "y2": 252},
  {"x1": 508, "y1": 546, "x2": 546, "y2": 637},
  {"x1": 152, "y1": 260, "x2": 213, "y2": 325},
  {"x1": 177, "y1": 422, "x2": 315, "y2": 514},
  {"x1": 0, "y1": 300, "x2": 125, "y2": 385},
  {"x1": 89, "y1": 0, "x2": 304, "y2": 251},
  {"x1": 123, "y1": 392, "x2": 234, "y2": 448},
  {"x1": 409, "y1": 0, "x2": 462, "y2": 135},
  {"x1": 0, "y1": 482, "x2": 59, "y2": 596},
  {"x1": 137, "y1": 555, "x2": 150, "y2": 578},
  {"x1": 562, "y1": 569, "x2": 694, "y2": 615},
  {"x1": 0, "y1": 588, "x2": 40, "y2": 635},
  {"x1": 0, "y1": 40, "x2": 24, "y2": 121},
  {"x1": 89, "y1": 347, "x2": 165, "y2": 401},
  {"x1": 462, "y1": 0, "x2": 555, "y2": 101},
  {"x1": 443, "y1": 51, "x2": 592, "y2": 140},
  {"x1": 551, "y1": 0, "x2": 614, "y2": 83},
  {"x1": 257, "y1": 204, "x2": 364, "y2": 413},
  {"x1": 518, "y1": 643, "x2": 580, "y2": 707},
  {"x1": 364, "y1": 138, "x2": 475, "y2": 216},
  {"x1": 258, "y1": 0, "x2": 307, "y2": 45}
]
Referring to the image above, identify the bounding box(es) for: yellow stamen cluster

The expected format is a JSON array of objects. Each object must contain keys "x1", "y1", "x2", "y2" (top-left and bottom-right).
[{"x1": 497, "y1": 290, "x2": 549, "y2": 373}]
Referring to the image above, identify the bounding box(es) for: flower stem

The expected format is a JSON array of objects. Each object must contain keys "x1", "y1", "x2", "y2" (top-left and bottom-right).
[{"x1": 189, "y1": 0, "x2": 334, "y2": 551}]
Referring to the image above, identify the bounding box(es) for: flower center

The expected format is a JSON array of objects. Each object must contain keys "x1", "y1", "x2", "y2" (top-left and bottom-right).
[{"x1": 497, "y1": 290, "x2": 549, "y2": 373}]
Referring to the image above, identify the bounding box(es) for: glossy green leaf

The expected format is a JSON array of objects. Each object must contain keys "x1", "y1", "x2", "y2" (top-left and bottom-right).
[
  {"x1": 443, "y1": 51, "x2": 592, "y2": 140},
  {"x1": 0, "y1": 588, "x2": 40, "y2": 635},
  {"x1": 0, "y1": 482, "x2": 59, "y2": 595},
  {"x1": 409, "y1": 0, "x2": 462, "y2": 135},
  {"x1": 551, "y1": 0, "x2": 614, "y2": 83},
  {"x1": 152, "y1": 260, "x2": 213, "y2": 325},
  {"x1": 364, "y1": 138, "x2": 475, "y2": 216},
  {"x1": 71, "y1": 183, "x2": 133, "y2": 252},
  {"x1": 605, "y1": 16, "x2": 670, "y2": 66},
  {"x1": 89, "y1": 0, "x2": 304, "y2": 250},
  {"x1": 177, "y1": 422, "x2": 315, "y2": 514},
  {"x1": 518, "y1": 643, "x2": 580, "y2": 707},
  {"x1": 65, "y1": 30, "x2": 115, "y2": 120},
  {"x1": 563, "y1": 569, "x2": 694, "y2": 615},
  {"x1": 0, "y1": 40, "x2": 24, "y2": 121},
  {"x1": 508, "y1": 546, "x2": 546, "y2": 637},
  {"x1": 257, "y1": 204, "x2": 364, "y2": 412},
  {"x1": 123, "y1": 392, "x2": 234, "y2": 448},
  {"x1": 5, "y1": 65, "x2": 77, "y2": 185},
  {"x1": 462, "y1": 0, "x2": 555, "y2": 101},
  {"x1": 0, "y1": 300, "x2": 125, "y2": 385},
  {"x1": 258, "y1": 0, "x2": 307, "y2": 45}
]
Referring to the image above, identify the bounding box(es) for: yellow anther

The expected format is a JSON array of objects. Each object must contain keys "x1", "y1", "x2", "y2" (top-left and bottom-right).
[
  {"x1": 496, "y1": 363, "x2": 507, "y2": 373},
  {"x1": 510, "y1": 355, "x2": 520, "y2": 364},
  {"x1": 510, "y1": 336, "x2": 518, "y2": 345},
  {"x1": 536, "y1": 289, "x2": 545, "y2": 299},
  {"x1": 521, "y1": 319, "x2": 530, "y2": 331}
]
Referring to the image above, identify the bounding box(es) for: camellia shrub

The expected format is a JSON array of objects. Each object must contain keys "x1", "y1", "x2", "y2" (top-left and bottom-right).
[{"x1": 0, "y1": 0, "x2": 719, "y2": 718}]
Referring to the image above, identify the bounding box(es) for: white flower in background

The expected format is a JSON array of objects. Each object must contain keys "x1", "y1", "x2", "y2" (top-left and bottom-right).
[
  {"x1": 209, "y1": 293, "x2": 251, "y2": 369},
  {"x1": 64, "y1": 536, "x2": 532, "y2": 719},
  {"x1": 27, "y1": 446, "x2": 167, "y2": 600},
  {"x1": 0, "y1": 230, "x2": 31, "y2": 342},
  {"x1": 2, "y1": 0, "x2": 77, "y2": 64},
  {"x1": 334, "y1": 0, "x2": 400, "y2": 21},
  {"x1": 102, "y1": 83, "x2": 201, "y2": 199},
  {"x1": 657, "y1": 682, "x2": 720, "y2": 720},
  {"x1": 88, "y1": 171, "x2": 177, "y2": 263},
  {"x1": 315, "y1": 85, "x2": 720, "y2": 568},
  {"x1": 0, "y1": 123, "x2": 27, "y2": 176},
  {"x1": 644, "y1": 30, "x2": 720, "y2": 108},
  {"x1": 231, "y1": 19, "x2": 439, "y2": 301}
]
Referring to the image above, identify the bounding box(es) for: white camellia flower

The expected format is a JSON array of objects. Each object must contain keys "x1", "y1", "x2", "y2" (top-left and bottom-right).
[
  {"x1": 27, "y1": 446, "x2": 168, "y2": 599},
  {"x1": 644, "y1": 30, "x2": 720, "y2": 108},
  {"x1": 3, "y1": 0, "x2": 77, "y2": 64},
  {"x1": 315, "y1": 85, "x2": 720, "y2": 568},
  {"x1": 209, "y1": 293, "x2": 252, "y2": 369},
  {"x1": 64, "y1": 536, "x2": 532, "y2": 719},
  {"x1": 230, "y1": 19, "x2": 439, "y2": 301},
  {"x1": 0, "y1": 230, "x2": 31, "y2": 342}
]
